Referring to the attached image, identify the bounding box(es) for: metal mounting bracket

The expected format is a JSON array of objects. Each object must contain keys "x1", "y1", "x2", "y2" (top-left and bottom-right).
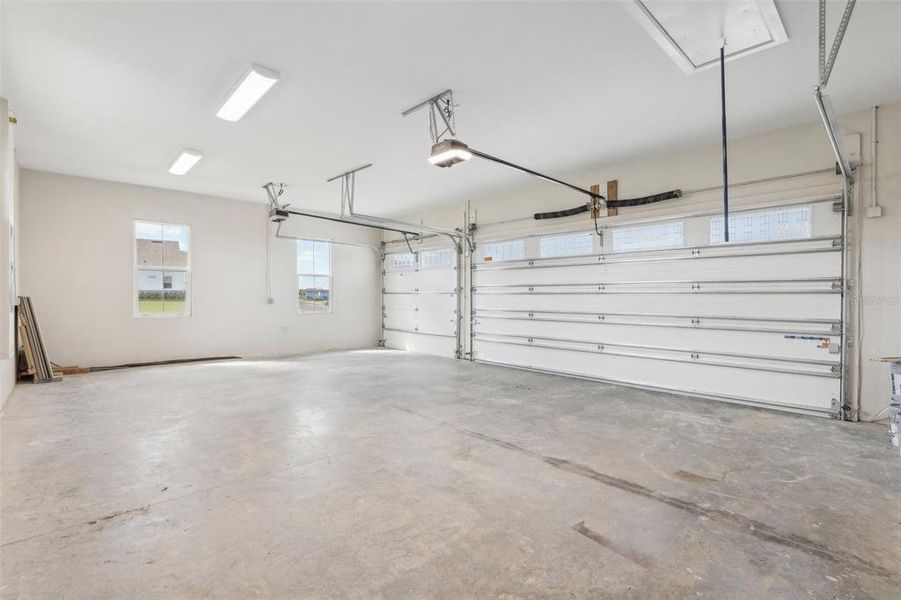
[
  {"x1": 401, "y1": 89, "x2": 457, "y2": 143},
  {"x1": 818, "y1": 0, "x2": 857, "y2": 88},
  {"x1": 327, "y1": 163, "x2": 373, "y2": 217}
]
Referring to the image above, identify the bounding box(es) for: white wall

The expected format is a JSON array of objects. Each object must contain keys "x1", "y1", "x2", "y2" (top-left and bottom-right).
[
  {"x1": 394, "y1": 102, "x2": 901, "y2": 421},
  {"x1": 1, "y1": 98, "x2": 19, "y2": 406},
  {"x1": 18, "y1": 170, "x2": 381, "y2": 367}
]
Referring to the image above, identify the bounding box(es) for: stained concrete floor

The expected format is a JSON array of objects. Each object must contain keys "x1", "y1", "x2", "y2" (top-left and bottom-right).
[{"x1": 1, "y1": 350, "x2": 899, "y2": 599}]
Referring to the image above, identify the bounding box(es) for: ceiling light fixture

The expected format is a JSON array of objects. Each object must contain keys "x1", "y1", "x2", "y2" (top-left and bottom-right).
[
  {"x1": 216, "y1": 63, "x2": 280, "y2": 122},
  {"x1": 429, "y1": 139, "x2": 472, "y2": 167},
  {"x1": 168, "y1": 149, "x2": 203, "y2": 175}
]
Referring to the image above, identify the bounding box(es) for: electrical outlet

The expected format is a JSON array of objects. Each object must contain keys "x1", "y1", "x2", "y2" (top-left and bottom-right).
[{"x1": 866, "y1": 206, "x2": 883, "y2": 218}]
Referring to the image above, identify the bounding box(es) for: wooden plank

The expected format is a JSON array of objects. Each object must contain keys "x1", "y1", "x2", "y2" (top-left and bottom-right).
[
  {"x1": 17, "y1": 324, "x2": 35, "y2": 376},
  {"x1": 56, "y1": 366, "x2": 90, "y2": 375},
  {"x1": 606, "y1": 179, "x2": 619, "y2": 217},
  {"x1": 19, "y1": 296, "x2": 56, "y2": 382},
  {"x1": 590, "y1": 184, "x2": 601, "y2": 219}
]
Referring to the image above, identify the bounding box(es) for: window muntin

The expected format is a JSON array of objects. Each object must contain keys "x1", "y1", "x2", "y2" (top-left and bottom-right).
[
  {"x1": 539, "y1": 233, "x2": 594, "y2": 258},
  {"x1": 419, "y1": 247, "x2": 454, "y2": 269},
  {"x1": 710, "y1": 206, "x2": 812, "y2": 244},
  {"x1": 134, "y1": 221, "x2": 190, "y2": 317},
  {"x1": 297, "y1": 240, "x2": 331, "y2": 314},
  {"x1": 481, "y1": 239, "x2": 526, "y2": 262},
  {"x1": 386, "y1": 252, "x2": 416, "y2": 271},
  {"x1": 610, "y1": 222, "x2": 684, "y2": 253}
]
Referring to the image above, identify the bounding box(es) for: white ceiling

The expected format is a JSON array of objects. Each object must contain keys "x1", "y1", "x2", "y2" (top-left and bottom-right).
[{"x1": 2, "y1": 1, "x2": 899, "y2": 216}]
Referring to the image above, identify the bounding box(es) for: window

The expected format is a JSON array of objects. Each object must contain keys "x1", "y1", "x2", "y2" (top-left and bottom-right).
[
  {"x1": 539, "y1": 232, "x2": 594, "y2": 258},
  {"x1": 710, "y1": 206, "x2": 812, "y2": 244},
  {"x1": 134, "y1": 221, "x2": 190, "y2": 317},
  {"x1": 481, "y1": 239, "x2": 526, "y2": 262},
  {"x1": 610, "y1": 221, "x2": 684, "y2": 253},
  {"x1": 386, "y1": 252, "x2": 416, "y2": 271},
  {"x1": 297, "y1": 240, "x2": 331, "y2": 314},
  {"x1": 419, "y1": 247, "x2": 454, "y2": 269}
]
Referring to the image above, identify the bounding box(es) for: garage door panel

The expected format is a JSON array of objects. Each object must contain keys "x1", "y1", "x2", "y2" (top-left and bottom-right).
[
  {"x1": 411, "y1": 269, "x2": 457, "y2": 291},
  {"x1": 417, "y1": 309, "x2": 457, "y2": 336},
  {"x1": 473, "y1": 251, "x2": 840, "y2": 287},
  {"x1": 472, "y1": 292, "x2": 840, "y2": 320},
  {"x1": 472, "y1": 317, "x2": 840, "y2": 362},
  {"x1": 473, "y1": 340, "x2": 839, "y2": 414},
  {"x1": 383, "y1": 271, "x2": 418, "y2": 293},
  {"x1": 383, "y1": 249, "x2": 459, "y2": 358},
  {"x1": 383, "y1": 308, "x2": 417, "y2": 331},
  {"x1": 384, "y1": 330, "x2": 457, "y2": 356},
  {"x1": 383, "y1": 294, "x2": 417, "y2": 310}
]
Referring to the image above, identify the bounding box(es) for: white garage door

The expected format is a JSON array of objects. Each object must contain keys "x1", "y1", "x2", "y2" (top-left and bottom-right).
[
  {"x1": 471, "y1": 195, "x2": 845, "y2": 417},
  {"x1": 383, "y1": 246, "x2": 461, "y2": 357}
]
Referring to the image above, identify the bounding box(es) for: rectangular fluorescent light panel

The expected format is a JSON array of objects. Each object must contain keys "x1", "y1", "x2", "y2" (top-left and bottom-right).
[
  {"x1": 628, "y1": 0, "x2": 788, "y2": 74},
  {"x1": 168, "y1": 149, "x2": 203, "y2": 175},
  {"x1": 216, "y1": 64, "x2": 280, "y2": 121}
]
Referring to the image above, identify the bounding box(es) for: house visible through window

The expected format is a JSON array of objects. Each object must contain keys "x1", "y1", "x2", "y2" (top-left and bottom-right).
[
  {"x1": 297, "y1": 240, "x2": 331, "y2": 314},
  {"x1": 134, "y1": 221, "x2": 190, "y2": 317}
]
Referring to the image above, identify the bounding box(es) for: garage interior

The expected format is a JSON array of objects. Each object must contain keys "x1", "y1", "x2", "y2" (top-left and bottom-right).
[{"x1": 1, "y1": 1, "x2": 900, "y2": 598}]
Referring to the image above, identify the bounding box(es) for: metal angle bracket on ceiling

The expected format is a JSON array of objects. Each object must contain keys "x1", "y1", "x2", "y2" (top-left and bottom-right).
[
  {"x1": 813, "y1": 0, "x2": 856, "y2": 186},
  {"x1": 401, "y1": 89, "x2": 457, "y2": 144},
  {"x1": 818, "y1": 0, "x2": 857, "y2": 89},
  {"x1": 326, "y1": 163, "x2": 373, "y2": 217}
]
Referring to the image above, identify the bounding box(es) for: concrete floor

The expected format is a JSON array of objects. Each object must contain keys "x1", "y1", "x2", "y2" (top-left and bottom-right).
[{"x1": 1, "y1": 350, "x2": 899, "y2": 599}]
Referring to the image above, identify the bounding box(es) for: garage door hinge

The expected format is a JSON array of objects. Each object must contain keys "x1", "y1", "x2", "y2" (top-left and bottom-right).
[
  {"x1": 690, "y1": 249, "x2": 701, "y2": 256},
  {"x1": 691, "y1": 283, "x2": 701, "y2": 291},
  {"x1": 832, "y1": 201, "x2": 845, "y2": 213},
  {"x1": 831, "y1": 238, "x2": 844, "y2": 249},
  {"x1": 831, "y1": 322, "x2": 841, "y2": 334},
  {"x1": 831, "y1": 397, "x2": 851, "y2": 419},
  {"x1": 691, "y1": 318, "x2": 701, "y2": 325},
  {"x1": 831, "y1": 364, "x2": 842, "y2": 375},
  {"x1": 831, "y1": 280, "x2": 843, "y2": 290},
  {"x1": 596, "y1": 344, "x2": 605, "y2": 352},
  {"x1": 690, "y1": 353, "x2": 700, "y2": 360}
]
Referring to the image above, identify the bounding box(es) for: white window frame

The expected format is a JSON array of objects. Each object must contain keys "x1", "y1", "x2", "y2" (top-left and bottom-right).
[
  {"x1": 418, "y1": 247, "x2": 455, "y2": 270},
  {"x1": 297, "y1": 239, "x2": 333, "y2": 315},
  {"x1": 386, "y1": 252, "x2": 416, "y2": 271},
  {"x1": 133, "y1": 220, "x2": 191, "y2": 318},
  {"x1": 539, "y1": 232, "x2": 595, "y2": 258},
  {"x1": 610, "y1": 221, "x2": 685, "y2": 253},
  {"x1": 709, "y1": 206, "x2": 813, "y2": 245},
  {"x1": 481, "y1": 239, "x2": 527, "y2": 263}
]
